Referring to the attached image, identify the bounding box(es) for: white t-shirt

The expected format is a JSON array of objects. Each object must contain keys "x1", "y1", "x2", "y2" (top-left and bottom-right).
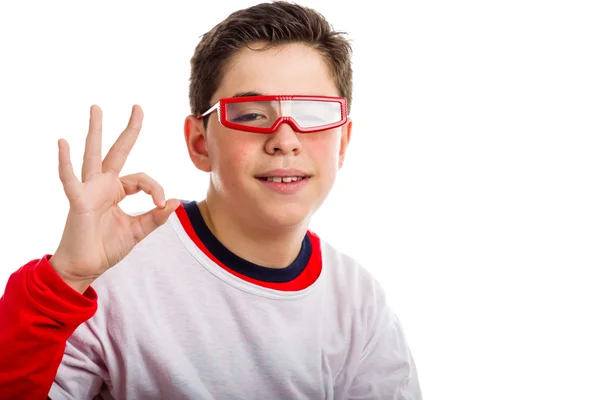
[{"x1": 49, "y1": 201, "x2": 421, "y2": 400}]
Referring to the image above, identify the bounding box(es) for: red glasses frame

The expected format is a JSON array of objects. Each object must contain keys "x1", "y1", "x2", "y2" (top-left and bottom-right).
[{"x1": 196, "y1": 95, "x2": 348, "y2": 134}]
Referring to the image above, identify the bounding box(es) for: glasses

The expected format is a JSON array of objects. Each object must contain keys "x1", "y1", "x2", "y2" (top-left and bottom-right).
[{"x1": 197, "y1": 95, "x2": 348, "y2": 134}]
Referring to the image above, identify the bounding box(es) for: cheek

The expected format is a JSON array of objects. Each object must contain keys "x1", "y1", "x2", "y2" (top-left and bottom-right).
[
  {"x1": 209, "y1": 133, "x2": 255, "y2": 187},
  {"x1": 308, "y1": 132, "x2": 341, "y2": 176}
]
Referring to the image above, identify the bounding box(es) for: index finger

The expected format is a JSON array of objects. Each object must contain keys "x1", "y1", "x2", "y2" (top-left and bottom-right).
[{"x1": 102, "y1": 105, "x2": 144, "y2": 175}]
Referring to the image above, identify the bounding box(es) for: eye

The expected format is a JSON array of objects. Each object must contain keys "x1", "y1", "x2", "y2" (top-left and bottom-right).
[{"x1": 231, "y1": 113, "x2": 266, "y2": 123}]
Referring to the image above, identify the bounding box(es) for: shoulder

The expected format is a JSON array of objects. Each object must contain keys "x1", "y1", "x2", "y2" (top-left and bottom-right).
[
  {"x1": 317, "y1": 234, "x2": 389, "y2": 310},
  {"x1": 316, "y1": 234, "x2": 402, "y2": 347},
  {"x1": 318, "y1": 235, "x2": 382, "y2": 285}
]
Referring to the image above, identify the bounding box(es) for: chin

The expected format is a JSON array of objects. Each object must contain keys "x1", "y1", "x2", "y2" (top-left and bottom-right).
[{"x1": 255, "y1": 202, "x2": 313, "y2": 230}]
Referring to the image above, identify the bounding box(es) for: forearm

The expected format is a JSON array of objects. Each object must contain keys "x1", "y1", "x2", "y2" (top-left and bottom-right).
[{"x1": 0, "y1": 257, "x2": 98, "y2": 398}]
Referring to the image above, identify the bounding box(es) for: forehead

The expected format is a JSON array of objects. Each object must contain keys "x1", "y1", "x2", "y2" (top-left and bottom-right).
[{"x1": 213, "y1": 42, "x2": 339, "y2": 101}]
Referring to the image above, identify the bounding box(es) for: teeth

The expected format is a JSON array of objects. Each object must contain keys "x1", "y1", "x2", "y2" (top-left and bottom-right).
[{"x1": 265, "y1": 176, "x2": 304, "y2": 182}]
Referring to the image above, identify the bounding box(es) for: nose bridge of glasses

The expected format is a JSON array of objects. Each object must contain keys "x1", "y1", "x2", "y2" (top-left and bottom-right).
[
  {"x1": 272, "y1": 116, "x2": 301, "y2": 134},
  {"x1": 279, "y1": 100, "x2": 292, "y2": 116}
]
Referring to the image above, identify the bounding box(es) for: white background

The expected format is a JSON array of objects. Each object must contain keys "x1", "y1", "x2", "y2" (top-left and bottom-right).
[{"x1": 1, "y1": 0, "x2": 599, "y2": 398}]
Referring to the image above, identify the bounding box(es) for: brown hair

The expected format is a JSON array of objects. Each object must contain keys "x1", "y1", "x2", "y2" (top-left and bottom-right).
[{"x1": 189, "y1": 1, "x2": 353, "y2": 125}]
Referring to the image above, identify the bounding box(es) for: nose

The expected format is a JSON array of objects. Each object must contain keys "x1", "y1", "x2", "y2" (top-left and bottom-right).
[{"x1": 264, "y1": 121, "x2": 303, "y2": 155}]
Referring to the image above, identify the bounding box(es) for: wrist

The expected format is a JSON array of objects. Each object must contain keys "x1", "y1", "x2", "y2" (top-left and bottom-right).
[{"x1": 49, "y1": 254, "x2": 95, "y2": 294}]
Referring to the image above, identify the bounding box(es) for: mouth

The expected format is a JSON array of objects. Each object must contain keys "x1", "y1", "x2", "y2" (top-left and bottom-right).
[
  {"x1": 256, "y1": 176, "x2": 309, "y2": 183},
  {"x1": 255, "y1": 170, "x2": 311, "y2": 194}
]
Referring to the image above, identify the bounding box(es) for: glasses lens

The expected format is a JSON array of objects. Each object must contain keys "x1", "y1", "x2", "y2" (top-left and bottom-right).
[
  {"x1": 225, "y1": 101, "x2": 279, "y2": 128},
  {"x1": 225, "y1": 100, "x2": 342, "y2": 129},
  {"x1": 288, "y1": 100, "x2": 342, "y2": 128}
]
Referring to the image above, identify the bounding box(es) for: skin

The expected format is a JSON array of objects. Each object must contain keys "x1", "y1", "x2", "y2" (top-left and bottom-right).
[
  {"x1": 50, "y1": 106, "x2": 180, "y2": 293},
  {"x1": 49, "y1": 42, "x2": 351, "y2": 294},
  {"x1": 184, "y1": 42, "x2": 352, "y2": 268}
]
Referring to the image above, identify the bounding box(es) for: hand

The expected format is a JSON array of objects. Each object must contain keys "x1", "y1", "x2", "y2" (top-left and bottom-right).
[{"x1": 49, "y1": 105, "x2": 180, "y2": 293}]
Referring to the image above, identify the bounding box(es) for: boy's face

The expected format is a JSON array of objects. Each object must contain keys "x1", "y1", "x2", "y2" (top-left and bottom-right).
[{"x1": 185, "y1": 42, "x2": 351, "y2": 230}]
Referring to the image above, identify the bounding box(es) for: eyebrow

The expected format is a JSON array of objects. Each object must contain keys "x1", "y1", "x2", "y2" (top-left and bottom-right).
[{"x1": 232, "y1": 91, "x2": 264, "y2": 98}]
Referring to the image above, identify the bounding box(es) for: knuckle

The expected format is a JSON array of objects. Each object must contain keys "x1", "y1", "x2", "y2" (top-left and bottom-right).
[
  {"x1": 115, "y1": 147, "x2": 130, "y2": 159},
  {"x1": 106, "y1": 166, "x2": 119, "y2": 175},
  {"x1": 119, "y1": 175, "x2": 133, "y2": 187},
  {"x1": 141, "y1": 173, "x2": 160, "y2": 190}
]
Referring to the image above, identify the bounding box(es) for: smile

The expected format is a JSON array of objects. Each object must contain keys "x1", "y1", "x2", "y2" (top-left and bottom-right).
[{"x1": 258, "y1": 176, "x2": 307, "y2": 183}]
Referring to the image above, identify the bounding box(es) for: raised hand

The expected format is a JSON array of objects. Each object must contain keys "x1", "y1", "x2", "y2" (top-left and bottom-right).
[{"x1": 49, "y1": 105, "x2": 180, "y2": 293}]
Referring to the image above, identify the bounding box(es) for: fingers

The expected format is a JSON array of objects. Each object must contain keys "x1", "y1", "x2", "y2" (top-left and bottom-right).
[
  {"x1": 102, "y1": 105, "x2": 144, "y2": 176},
  {"x1": 120, "y1": 172, "x2": 179, "y2": 244},
  {"x1": 81, "y1": 105, "x2": 103, "y2": 181},
  {"x1": 57, "y1": 139, "x2": 80, "y2": 199},
  {"x1": 132, "y1": 199, "x2": 181, "y2": 243},
  {"x1": 120, "y1": 172, "x2": 166, "y2": 209}
]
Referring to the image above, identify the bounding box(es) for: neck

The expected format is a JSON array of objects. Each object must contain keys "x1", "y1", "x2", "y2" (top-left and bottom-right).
[{"x1": 198, "y1": 194, "x2": 309, "y2": 269}]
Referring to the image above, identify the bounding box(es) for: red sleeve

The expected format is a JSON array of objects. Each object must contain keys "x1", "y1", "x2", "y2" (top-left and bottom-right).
[{"x1": 0, "y1": 255, "x2": 98, "y2": 399}]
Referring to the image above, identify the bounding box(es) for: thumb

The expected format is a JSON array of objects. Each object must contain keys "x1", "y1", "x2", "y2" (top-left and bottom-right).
[{"x1": 134, "y1": 199, "x2": 181, "y2": 242}]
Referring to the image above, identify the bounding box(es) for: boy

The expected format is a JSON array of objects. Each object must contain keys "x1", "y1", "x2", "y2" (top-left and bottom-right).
[{"x1": 0, "y1": 2, "x2": 421, "y2": 399}]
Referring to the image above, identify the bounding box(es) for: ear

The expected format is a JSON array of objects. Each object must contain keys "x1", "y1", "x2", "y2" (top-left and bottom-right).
[
  {"x1": 338, "y1": 119, "x2": 352, "y2": 169},
  {"x1": 184, "y1": 115, "x2": 211, "y2": 172}
]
